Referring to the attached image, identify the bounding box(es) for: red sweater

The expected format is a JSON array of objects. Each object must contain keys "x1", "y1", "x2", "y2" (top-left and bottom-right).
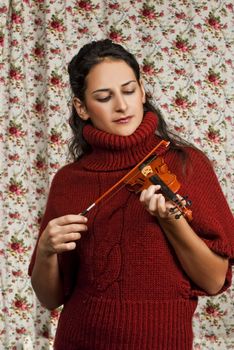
[{"x1": 29, "y1": 112, "x2": 234, "y2": 350}]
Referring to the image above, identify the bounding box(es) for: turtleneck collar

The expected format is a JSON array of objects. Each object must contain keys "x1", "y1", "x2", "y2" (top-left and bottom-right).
[{"x1": 80, "y1": 112, "x2": 162, "y2": 172}]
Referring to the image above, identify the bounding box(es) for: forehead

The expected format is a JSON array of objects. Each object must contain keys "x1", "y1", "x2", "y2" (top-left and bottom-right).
[{"x1": 85, "y1": 59, "x2": 136, "y2": 90}]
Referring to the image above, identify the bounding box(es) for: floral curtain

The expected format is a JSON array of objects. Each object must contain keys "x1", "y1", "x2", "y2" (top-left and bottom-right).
[{"x1": 0, "y1": 0, "x2": 233, "y2": 349}]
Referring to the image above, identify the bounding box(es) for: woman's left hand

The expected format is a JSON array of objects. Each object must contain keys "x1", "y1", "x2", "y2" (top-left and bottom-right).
[{"x1": 139, "y1": 184, "x2": 177, "y2": 220}]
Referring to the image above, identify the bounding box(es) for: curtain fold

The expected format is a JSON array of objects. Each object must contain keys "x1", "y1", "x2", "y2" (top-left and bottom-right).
[{"x1": 0, "y1": 0, "x2": 233, "y2": 348}]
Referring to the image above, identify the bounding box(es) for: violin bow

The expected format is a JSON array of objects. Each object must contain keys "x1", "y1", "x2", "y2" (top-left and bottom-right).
[{"x1": 81, "y1": 140, "x2": 170, "y2": 215}]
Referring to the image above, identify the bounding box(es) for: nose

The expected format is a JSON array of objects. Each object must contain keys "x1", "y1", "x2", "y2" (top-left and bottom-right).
[{"x1": 114, "y1": 93, "x2": 127, "y2": 112}]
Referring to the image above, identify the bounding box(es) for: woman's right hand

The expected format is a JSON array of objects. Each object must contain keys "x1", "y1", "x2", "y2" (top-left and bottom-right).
[{"x1": 38, "y1": 214, "x2": 88, "y2": 257}]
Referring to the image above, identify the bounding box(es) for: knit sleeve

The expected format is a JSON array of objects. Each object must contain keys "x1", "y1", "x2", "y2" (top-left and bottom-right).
[
  {"x1": 183, "y1": 148, "x2": 234, "y2": 296},
  {"x1": 28, "y1": 167, "x2": 78, "y2": 300}
]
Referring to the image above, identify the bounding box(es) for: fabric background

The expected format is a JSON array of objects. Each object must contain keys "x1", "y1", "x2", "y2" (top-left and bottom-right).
[{"x1": 0, "y1": 0, "x2": 233, "y2": 349}]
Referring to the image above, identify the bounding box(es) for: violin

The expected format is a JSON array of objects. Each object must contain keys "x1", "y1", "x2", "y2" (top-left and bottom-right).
[
  {"x1": 81, "y1": 140, "x2": 192, "y2": 221},
  {"x1": 124, "y1": 154, "x2": 193, "y2": 221}
]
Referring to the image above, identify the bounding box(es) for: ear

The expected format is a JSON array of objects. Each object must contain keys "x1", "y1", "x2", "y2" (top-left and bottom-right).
[
  {"x1": 73, "y1": 97, "x2": 90, "y2": 121},
  {"x1": 139, "y1": 80, "x2": 146, "y2": 104}
]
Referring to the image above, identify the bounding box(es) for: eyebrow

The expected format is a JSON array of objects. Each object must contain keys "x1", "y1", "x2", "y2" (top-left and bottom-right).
[{"x1": 91, "y1": 80, "x2": 137, "y2": 94}]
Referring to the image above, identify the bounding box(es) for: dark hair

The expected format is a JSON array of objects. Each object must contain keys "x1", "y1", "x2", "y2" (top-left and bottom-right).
[{"x1": 67, "y1": 39, "x2": 193, "y2": 161}]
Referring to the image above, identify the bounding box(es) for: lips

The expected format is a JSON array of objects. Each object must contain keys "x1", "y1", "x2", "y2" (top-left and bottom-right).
[{"x1": 114, "y1": 116, "x2": 132, "y2": 123}]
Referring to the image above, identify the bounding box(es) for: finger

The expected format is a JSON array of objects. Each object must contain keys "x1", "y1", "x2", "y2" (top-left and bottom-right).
[
  {"x1": 60, "y1": 231, "x2": 82, "y2": 244},
  {"x1": 140, "y1": 185, "x2": 161, "y2": 205},
  {"x1": 51, "y1": 214, "x2": 88, "y2": 226},
  {"x1": 56, "y1": 241, "x2": 77, "y2": 253},
  {"x1": 156, "y1": 195, "x2": 167, "y2": 217},
  {"x1": 60, "y1": 223, "x2": 88, "y2": 234}
]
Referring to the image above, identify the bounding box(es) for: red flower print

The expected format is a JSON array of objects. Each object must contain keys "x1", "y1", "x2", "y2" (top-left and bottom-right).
[
  {"x1": 9, "y1": 184, "x2": 21, "y2": 195},
  {"x1": 0, "y1": 33, "x2": 4, "y2": 47},
  {"x1": 175, "y1": 12, "x2": 186, "y2": 19},
  {"x1": 207, "y1": 102, "x2": 217, "y2": 109},
  {"x1": 206, "y1": 69, "x2": 223, "y2": 87},
  {"x1": 33, "y1": 44, "x2": 45, "y2": 58},
  {"x1": 226, "y1": 3, "x2": 233, "y2": 11},
  {"x1": 174, "y1": 36, "x2": 189, "y2": 52},
  {"x1": 50, "y1": 15, "x2": 66, "y2": 32},
  {"x1": 12, "y1": 270, "x2": 23, "y2": 277},
  {"x1": 109, "y1": 3, "x2": 120, "y2": 10},
  {"x1": 77, "y1": 1, "x2": 92, "y2": 11},
  {"x1": 8, "y1": 154, "x2": 20, "y2": 161},
  {"x1": 175, "y1": 68, "x2": 186, "y2": 75},
  {"x1": 109, "y1": 32, "x2": 121, "y2": 42},
  {"x1": 50, "y1": 71, "x2": 63, "y2": 87},
  {"x1": 8, "y1": 121, "x2": 25, "y2": 137},
  {"x1": 78, "y1": 27, "x2": 89, "y2": 34},
  {"x1": 9, "y1": 212, "x2": 20, "y2": 219},
  {"x1": 35, "y1": 155, "x2": 47, "y2": 171},
  {"x1": 50, "y1": 309, "x2": 60, "y2": 319},
  {"x1": 11, "y1": 12, "x2": 23, "y2": 24},
  {"x1": 16, "y1": 328, "x2": 27, "y2": 334},
  {"x1": 206, "y1": 13, "x2": 222, "y2": 30},
  {"x1": 174, "y1": 92, "x2": 189, "y2": 109},
  {"x1": 33, "y1": 98, "x2": 45, "y2": 113},
  {"x1": 0, "y1": 6, "x2": 7, "y2": 13},
  {"x1": 50, "y1": 133, "x2": 60, "y2": 144},
  {"x1": 206, "y1": 126, "x2": 221, "y2": 144},
  {"x1": 13, "y1": 295, "x2": 30, "y2": 311},
  {"x1": 9, "y1": 66, "x2": 23, "y2": 80}
]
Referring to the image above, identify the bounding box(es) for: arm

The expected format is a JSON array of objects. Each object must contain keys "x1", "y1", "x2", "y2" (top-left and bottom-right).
[
  {"x1": 140, "y1": 185, "x2": 228, "y2": 295},
  {"x1": 31, "y1": 214, "x2": 88, "y2": 310}
]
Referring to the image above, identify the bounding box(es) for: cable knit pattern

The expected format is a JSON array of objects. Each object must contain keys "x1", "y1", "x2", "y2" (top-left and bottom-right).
[{"x1": 29, "y1": 112, "x2": 234, "y2": 350}]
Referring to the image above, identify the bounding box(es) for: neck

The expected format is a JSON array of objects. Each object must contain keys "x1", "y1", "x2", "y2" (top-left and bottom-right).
[{"x1": 81, "y1": 112, "x2": 162, "y2": 171}]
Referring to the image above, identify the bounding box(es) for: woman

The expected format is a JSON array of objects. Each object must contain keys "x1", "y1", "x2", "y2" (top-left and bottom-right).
[{"x1": 29, "y1": 39, "x2": 234, "y2": 350}]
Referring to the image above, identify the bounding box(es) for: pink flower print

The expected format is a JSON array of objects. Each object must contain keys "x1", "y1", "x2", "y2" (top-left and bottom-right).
[
  {"x1": 142, "y1": 35, "x2": 153, "y2": 43},
  {"x1": 77, "y1": 1, "x2": 93, "y2": 11},
  {"x1": 11, "y1": 12, "x2": 23, "y2": 24},
  {"x1": 0, "y1": 5, "x2": 7, "y2": 13},
  {"x1": 8, "y1": 154, "x2": 20, "y2": 161},
  {"x1": 50, "y1": 104, "x2": 60, "y2": 111},
  {"x1": 33, "y1": 99, "x2": 45, "y2": 113},
  {"x1": 109, "y1": 3, "x2": 120, "y2": 10},
  {"x1": 175, "y1": 68, "x2": 186, "y2": 75},
  {"x1": 33, "y1": 44, "x2": 45, "y2": 58},
  {"x1": 50, "y1": 15, "x2": 66, "y2": 32},
  {"x1": 174, "y1": 93, "x2": 189, "y2": 109},
  {"x1": 50, "y1": 309, "x2": 60, "y2": 319},
  {"x1": 50, "y1": 71, "x2": 63, "y2": 87},
  {"x1": 0, "y1": 33, "x2": 4, "y2": 47},
  {"x1": 207, "y1": 45, "x2": 218, "y2": 52},
  {"x1": 35, "y1": 155, "x2": 47, "y2": 171},
  {"x1": 206, "y1": 69, "x2": 222, "y2": 86},
  {"x1": 109, "y1": 27, "x2": 124, "y2": 42},
  {"x1": 16, "y1": 328, "x2": 27, "y2": 334},
  {"x1": 175, "y1": 12, "x2": 186, "y2": 20},
  {"x1": 8, "y1": 121, "x2": 25, "y2": 137},
  {"x1": 174, "y1": 36, "x2": 189, "y2": 52},
  {"x1": 13, "y1": 295, "x2": 30, "y2": 311},
  {"x1": 142, "y1": 59, "x2": 156, "y2": 75},
  {"x1": 207, "y1": 127, "x2": 221, "y2": 143},
  {"x1": 8, "y1": 177, "x2": 26, "y2": 197},
  {"x1": 205, "y1": 334, "x2": 218, "y2": 343},
  {"x1": 10, "y1": 242, "x2": 24, "y2": 253},
  {"x1": 50, "y1": 129, "x2": 63, "y2": 145},
  {"x1": 9, "y1": 66, "x2": 23, "y2": 80},
  {"x1": 226, "y1": 3, "x2": 233, "y2": 11},
  {"x1": 9, "y1": 96, "x2": 19, "y2": 103},
  {"x1": 206, "y1": 13, "x2": 222, "y2": 30},
  {"x1": 207, "y1": 102, "x2": 217, "y2": 109},
  {"x1": 9, "y1": 212, "x2": 20, "y2": 219},
  {"x1": 50, "y1": 48, "x2": 61, "y2": 54},
  {"x1": 12, "y1": 270, "x2": 23, "y2": 277}
]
